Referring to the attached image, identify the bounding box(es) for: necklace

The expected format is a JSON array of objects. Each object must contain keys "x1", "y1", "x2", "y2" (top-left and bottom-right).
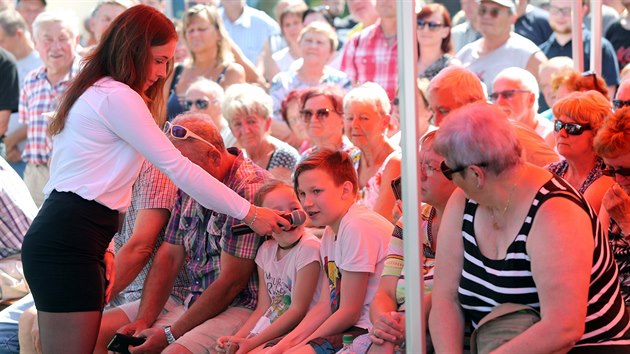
[
  {"x1": 425, "y1": 207, "x2": 437, "y2": 258},
  {"x1": 491, "y1": 182, "x2": 517, "y2": 230},
  {"x1": 278, "y1": 236, "x2": 302, "y2": 250}
]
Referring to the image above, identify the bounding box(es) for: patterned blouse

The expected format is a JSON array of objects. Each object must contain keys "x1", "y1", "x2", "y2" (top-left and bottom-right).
[{"x1": 545, "y1": 157, "x2": 606, "y2": 194}]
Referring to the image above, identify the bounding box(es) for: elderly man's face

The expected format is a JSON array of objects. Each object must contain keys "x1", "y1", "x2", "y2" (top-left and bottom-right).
[
  {"x1": 477, "y1": 1, "x2": 513, "y2": 39},
  {"x1": 34, "y1": 21, "x2": 77, "y2": 76},
  {"x1": 347, "y1": 0, "x2": 376, "y2": 24},
  {"x1": 491, "y1": 77, "x2": 534, "y2": 123},
  {"x1": 185, "y1": 87, "x2": 222, "y2": 124}
]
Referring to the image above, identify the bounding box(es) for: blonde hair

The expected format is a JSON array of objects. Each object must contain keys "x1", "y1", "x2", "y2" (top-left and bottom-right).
[
  {"x1": 552, "y1": 90, "x2": 611, "y2": 134},
  {"x1": 222, "y1": 83, "x2": 273, "y2": 123},
  {"x1": 182, "y1": 4, "x2": 233, "y2": 67},
  {"x1": 298, "y1": 21, "x2": 337, "y2": 53},
  {"x1": 593, "y1": 106, "x2": 630, "y2": 159},
  {"x1": 343, "y1": 82, "x2": 391, "y2": 116}
]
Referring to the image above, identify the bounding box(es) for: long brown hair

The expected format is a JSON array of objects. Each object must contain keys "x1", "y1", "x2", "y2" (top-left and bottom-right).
[{"x1": 49, "y1": 5, "x2": 177, "y2": 135}]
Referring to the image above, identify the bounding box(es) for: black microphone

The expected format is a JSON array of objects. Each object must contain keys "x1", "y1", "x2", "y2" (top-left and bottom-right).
[{"x1": 231, "y1": 210, "x2": 308, "y2": 236}]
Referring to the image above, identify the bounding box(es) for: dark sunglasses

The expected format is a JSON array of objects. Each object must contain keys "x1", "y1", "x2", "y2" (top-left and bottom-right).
[
  {"x1": 440, "y1": 161, "x2": 467, "y2": 181},
  {"x1": 613, "y1": 99, "x2": 630, "y2": 111},
  {"x1": 300, "y1": 108, "x2": 337, "y2": 123},
  {"x1": 416, "y1": 19, "x2": 444, "y2": 30},
  {"x1": 478, "y1": 5, "x2": 506, "y2": 18},
  {"x1": 601, "y1": 166, "x2": 630, "y2": 177},
  {"x1": 392, "y1": 98, "x2": 399, "y2": 106},
  {"x1": 489, "y1": 89, "x2": 530, "y2": 102},
  {"x1": 163, "y1": 121, "x2": 215, "y2": 148},
  {"x1": 553, "y1": 120, "x2": 591, "y2": 135},
  {"x1": 184, "y1": 99, "x2": 210, "y2": 110}
]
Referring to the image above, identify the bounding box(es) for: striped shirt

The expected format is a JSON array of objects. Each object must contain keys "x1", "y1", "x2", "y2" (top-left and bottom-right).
[
  {"x1": 340, "y1": 19, "x2": 398, "y2": 101},
  {"x1": 458, "y1": 176, "x2": 630, "y2": 347},
  {"x1": 18, "y1": 59, "x2": 79, "y2": 164},
  {"x1": 0, "y1": 156, "x2": 37, "y2": 258},
  {"x1": 164, "y1": 148, "x2": 272, "y2": 310},
  {"x1": 110, "y1": 161, "x2": 184, "y2": 307}
]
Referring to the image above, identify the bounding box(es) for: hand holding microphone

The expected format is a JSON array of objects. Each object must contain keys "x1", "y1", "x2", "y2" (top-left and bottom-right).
[{"x1": 232, "y1": 210, "x2": 307, "y2": 236}]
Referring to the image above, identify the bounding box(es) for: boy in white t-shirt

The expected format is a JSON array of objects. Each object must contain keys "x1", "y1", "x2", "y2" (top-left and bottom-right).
[{"x1": 264, "y1": 149, "x2": 393, "y2": 354}]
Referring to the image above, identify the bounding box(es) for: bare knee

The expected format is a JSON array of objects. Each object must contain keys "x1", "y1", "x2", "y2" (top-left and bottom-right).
[{"x1": 95, "y1": 308, "x2": 131, "y2": 354}]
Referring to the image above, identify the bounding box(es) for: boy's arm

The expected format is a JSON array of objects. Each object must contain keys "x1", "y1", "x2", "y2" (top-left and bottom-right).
[{"x1": 304, "y1": 270, "x2": 369, "y2": 341}]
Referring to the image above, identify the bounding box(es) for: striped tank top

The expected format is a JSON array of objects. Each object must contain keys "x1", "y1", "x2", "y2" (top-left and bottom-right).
[{"x1": 458, "y1": 176, "x2": 630, "y2": 347}]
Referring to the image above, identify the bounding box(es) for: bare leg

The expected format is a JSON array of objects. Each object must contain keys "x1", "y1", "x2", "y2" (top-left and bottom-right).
[
  {"x1": 94, "y1": 308, "x2": 132, "y2": 354},
  {"x1": 37, "y1": 310, "x2": 102, "y2": 354},
  {"x1": 18, "y1": 305, "x2": 38, "y2": 354}
]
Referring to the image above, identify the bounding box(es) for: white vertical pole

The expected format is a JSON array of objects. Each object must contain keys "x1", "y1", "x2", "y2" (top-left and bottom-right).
[
  {"x1": 590, "y1": 0, "x2": 602, "y2": 75},
  {"x1": 572, "y1": 1, "x2": 584, "y2": 72},
  {"x1": 397, "y1": 0, "x2": 424, "y2": 352}
]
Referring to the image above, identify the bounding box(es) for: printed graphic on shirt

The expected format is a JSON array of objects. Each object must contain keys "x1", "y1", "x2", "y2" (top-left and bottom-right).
[
  {"x1": 265, "y1": 269, "x2": 292, "y2": 299},
  {"x1": 324, "y1": 256, "x2": 341, "y2": 313}
]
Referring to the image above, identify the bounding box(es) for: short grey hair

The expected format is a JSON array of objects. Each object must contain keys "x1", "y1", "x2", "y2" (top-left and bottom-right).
[
  {"x1": 434, "y1": 101, "x2": 523, "y2": 176},
  {"x1": 0, "y1": 9, "x2": 28, "y2": 36},
  {"x1": 494, "y1": 67, "x2": 540, "y2": 111},
  {"x1": 186, "y1": 76, "x2": 225, "y2": 102},
  {"x1": 222, "y1": 83, "x2": 273, "y2": 122},
  {"x1": 32, "y1": 10, "x2": 79, "y2": 40},
  {"x1": 343, "y1": 82, "x2": 390, "y2": 116},
  {"x1": 428, "y1": 66, "x2": 486, "y2": 107}
]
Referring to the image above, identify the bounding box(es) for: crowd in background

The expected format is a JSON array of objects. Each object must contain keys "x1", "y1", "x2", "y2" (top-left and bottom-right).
[{"x1": 1, "y1": 0, "x2": 630, "y2": 353}]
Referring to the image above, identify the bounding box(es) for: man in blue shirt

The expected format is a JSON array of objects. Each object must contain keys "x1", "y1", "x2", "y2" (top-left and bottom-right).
[{"x1": 540, "y1": 0, "x2": 620, "y2": 99}]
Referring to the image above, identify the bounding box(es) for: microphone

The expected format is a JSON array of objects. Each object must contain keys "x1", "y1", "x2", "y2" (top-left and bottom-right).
[{"x1": 231, "y1": 210, "x2": 308, "y2": 236}]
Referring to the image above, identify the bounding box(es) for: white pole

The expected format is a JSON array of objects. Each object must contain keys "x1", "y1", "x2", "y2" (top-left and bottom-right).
[
  {"x1": 397, "y1": 0, "x2": 424, "y2": 352},
  {"x1": 572, "y1": 0, "x2": 584, "y2": 72},
  {"x1": 590, "y1": 0, "x2": 602, "y2": 75}
]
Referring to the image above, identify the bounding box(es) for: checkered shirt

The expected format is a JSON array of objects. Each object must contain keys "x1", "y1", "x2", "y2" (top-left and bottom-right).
[
  {"x1": 0, "y1": 157, "x2": 37, "y2": 258},
  {"x1": 110, "y1": 160, "x2": 184, "y2": 307},
  {"x1": 340, "y1": 20, "x2": 398, "y2": 100},
  {"x1": 164, "y1": 148, "x2": 272, "y2": 310},
  {"x1": 18, "y1": 59, "x2": 79, "y2": 165}
]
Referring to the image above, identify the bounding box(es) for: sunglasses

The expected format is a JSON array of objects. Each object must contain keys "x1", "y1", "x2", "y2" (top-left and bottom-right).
[
  {"x1": 184, "y1": 99, "x2": 212, "y2": 110},
  {"x1": 440, "y1": 161, "x2": 468, "y2": 181},
  {"x1": 489, "y1": 89, "x2": 530, "y2": 102},
  {"x1": 553, "y1": 120, "x2": 591, "y2": 135},
  {"x1": 300, "y1": 108, "x2": 337, "y2": 123},
  {"x1": 163, "y1": 121, "x2": 216, "y2": 148},
  {"x1": 602, "y1": 166, "x2": 630, "y2": 177},
  {"x1": 416, "y1": 19, "x2": 444, "y2": 31},
  {"x1": 392, "y1": 98, "x2": 399, "y2": 106},
  {"x1": 613, "y1": 99, "x2": 630, "y2": 111},
  {"x1": 478, "y1": 5, "x2": 507, "y2": 18}
]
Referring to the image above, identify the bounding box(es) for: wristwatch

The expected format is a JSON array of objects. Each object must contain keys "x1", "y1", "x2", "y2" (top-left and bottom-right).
[{"x1": 164, "y1": 326, "x2": 176, "y2": 345}]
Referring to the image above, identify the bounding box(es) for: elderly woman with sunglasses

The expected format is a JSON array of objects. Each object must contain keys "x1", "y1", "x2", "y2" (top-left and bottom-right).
[
  {"x1": 223, "y1": 83, "x2": 300, "y2": 184},
  {"x1": 594, "y1": 106, "x2": 630, "y2": 308},
  {"x1": 545, "y1": 91, "x2": 615, "y2": 213},
  {"x1": 344, "y1": 83, "x2": 401, "y2": 223},
  {"x1": 298, "y1": 85, "x2": 360, "y2": 162},
  {"x1": 416, "y1": 3, "x2": 458, "y2": 80},
  {"x1": 429, "y1": 102, "x2": 630, "y2": 353}
]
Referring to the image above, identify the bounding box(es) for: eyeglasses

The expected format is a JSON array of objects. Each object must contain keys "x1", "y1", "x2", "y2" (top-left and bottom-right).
[
  {"x1": 163, "y1": 121, "x2": 216, "y2": 148},
  {"x1": 602, "y1": 166, "x2": 630, "y2": 177},
  {"x1": 478, "y1": 5, "x2": 507, "y2": 18},
  {"x1": 489, "y1": 90, "x2": 530, "y2": 102},
  {"x1": 613, "y1": 99, "x2": 630, "y2": 111},
  {"x1": 549, "y1": 6, "x2": 571, "y2": 16},
  {"x1": 420, "y1": 160, "x2": 440, "y2": 177},
  {"x1": 300, "y1": 108, "x2": 338, "y2": 123},
  {"x1": 416, "y1": 19, "x2": 445, "y2": 31},
  {"x1": 553, "y1": 120, "x2": 592, "y2": 135},
  {"x1": 184, "y1": 99, "x2": 215, "y2": 110}
]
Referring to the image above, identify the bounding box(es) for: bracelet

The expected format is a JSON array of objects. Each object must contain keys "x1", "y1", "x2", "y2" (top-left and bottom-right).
[
  {"x1": 105, "y1": 247, "x2": 115, "y2": 256},
  {"x1": 247, "y1": 206, "x2": 257, "y2": 227},
  {"x1": 164, "y1": 326, "x2": 176, "y2": 345}
]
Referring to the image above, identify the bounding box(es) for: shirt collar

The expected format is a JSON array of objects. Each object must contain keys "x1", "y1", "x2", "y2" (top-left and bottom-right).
[{"x1": 229, "y1": 5, "x2": 252, "y2": 28}]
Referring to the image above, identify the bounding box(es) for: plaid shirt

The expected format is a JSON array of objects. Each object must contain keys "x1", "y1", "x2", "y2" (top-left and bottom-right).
[
  {"x1": 18, "y1": 59, "x2": 79, "y2": 165},
  {"x1": 0, "y1": 157, "x2": 37, "y2": 258},
  {"x1": 110, "y1": 160, "x2": 183, "y2": 307},
  {"x1": 164, "y1": 148, "x2": 272, "y2": 310},
  {"x1": 340, "y1": 20, "x2": 398, "y2": 100}
]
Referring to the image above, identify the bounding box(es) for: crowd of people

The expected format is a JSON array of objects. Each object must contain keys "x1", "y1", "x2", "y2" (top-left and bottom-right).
[{"x1": 0, "y1": 0, "x2": 630, "y2": 353}]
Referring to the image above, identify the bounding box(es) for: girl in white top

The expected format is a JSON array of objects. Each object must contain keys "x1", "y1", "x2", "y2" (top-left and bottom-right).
[
  {"x1": 20, "y1": 6, "x2": 287, "y2": 354},
  {"x1": 217, "y1": 180, "x2": 321, "y2": 353}
]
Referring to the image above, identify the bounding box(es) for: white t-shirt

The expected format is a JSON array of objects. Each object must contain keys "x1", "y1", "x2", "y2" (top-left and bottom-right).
[
  {"x1": 45, "y1": 77, "x2": 250, "y2": 218},
  {"x1": 255, "y1": 232, "x2": 321, "y2": 310},
  {"x1": 320, "y1": 203, "x2": 393, "y2": 330}
]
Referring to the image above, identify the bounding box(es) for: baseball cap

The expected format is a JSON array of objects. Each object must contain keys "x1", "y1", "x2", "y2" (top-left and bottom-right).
[{"x1": 477, "y1": 0, "x2": 516, "y2": 12}]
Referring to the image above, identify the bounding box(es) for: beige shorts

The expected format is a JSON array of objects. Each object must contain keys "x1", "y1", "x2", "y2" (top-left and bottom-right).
[
  {"x1": 23, "y1": 163, "x2": 49, "y2": 207},
  {"x1": 118, "y1": 297, "x2": 252, "y2": 354}
]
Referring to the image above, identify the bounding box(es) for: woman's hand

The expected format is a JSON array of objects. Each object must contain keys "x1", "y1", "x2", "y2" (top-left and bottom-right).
[
  {"x1": 244, "y1": 205, "x2": 289, "y2": 236},
  {"x1": 104, "y1": 251, "x2": 115, "y2": 303},
  {"x1": 370, "y1": 311, "x2": 405, "y2": 346},
  {"x1": 603, "y1": 184, "x2": 630, "y2": 235}
]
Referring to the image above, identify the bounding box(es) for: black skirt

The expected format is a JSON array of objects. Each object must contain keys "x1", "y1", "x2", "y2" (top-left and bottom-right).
[{"x1": 22, "y1": 190, "x2": 119, "y2": 312}]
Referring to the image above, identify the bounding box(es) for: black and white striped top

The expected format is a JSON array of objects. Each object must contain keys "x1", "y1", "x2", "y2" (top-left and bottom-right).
[{"x1": 458, "y1": 176, "x2": 630, "y2": 347}]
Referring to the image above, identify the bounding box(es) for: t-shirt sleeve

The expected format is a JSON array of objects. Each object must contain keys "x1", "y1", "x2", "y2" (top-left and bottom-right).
[
  {"x1": 295, "y1": 236, "x2": 321, "y2": 271},
  {"x1": 101, "y1": 89, "x2": 250, "y2": 220},
  {"x1": 0, "y1": 52, "x2": 19, "y2": 112},
  {"x1": 336, "y1": 214, "x2": 389, "y2": 274}
]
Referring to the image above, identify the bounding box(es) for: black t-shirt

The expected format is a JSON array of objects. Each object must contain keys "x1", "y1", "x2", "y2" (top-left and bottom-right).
[
  {"x1": 605, "y1": 21, "x2": 630, "y2": 71},
  {"x1": 0, "y1": 48, "x2": 19, "y2": 114},
  {"x1": 515, "y1": 6, "x2": 553, "y2": 46}
]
